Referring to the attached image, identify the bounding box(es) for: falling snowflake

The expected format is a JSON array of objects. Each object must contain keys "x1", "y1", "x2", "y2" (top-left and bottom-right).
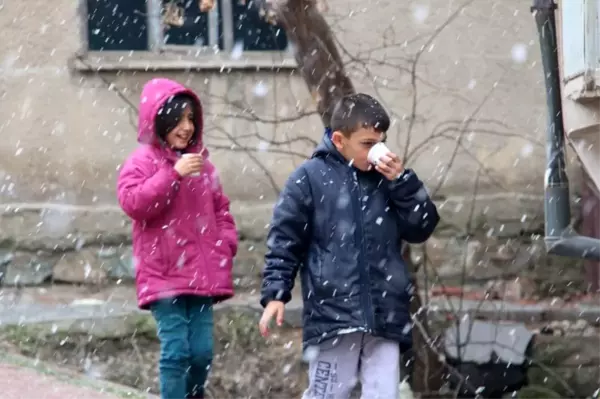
[
  {"x1": 520, "y1": 142, "x2": 534, "y2": 157},
  {"x1": 412, "y1": 4, "x2": 429, "y2": 23},
  {"x1": 253, "y1": 81, "x2": 269, "y2": 97},
  {"x1": 257, "y1": 141, "x2": 270, "y2": 151},
  {"x1": 230, "y1": 41, "x2": 244, "y2": 60},
  {"x1": 511, "y1": 43, "x2": 528, "y2": 64}
]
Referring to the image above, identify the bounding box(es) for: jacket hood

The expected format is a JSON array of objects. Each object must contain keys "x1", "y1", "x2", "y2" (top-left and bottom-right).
[
  {"x1": 312, "y1": 131, "x2": 348, "y2": 165},
  {"x1": 137, "y1": 78, "x2": 204, "y2": 155}
]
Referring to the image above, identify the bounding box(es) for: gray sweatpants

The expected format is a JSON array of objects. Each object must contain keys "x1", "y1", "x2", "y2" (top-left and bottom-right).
[{"x1": 301, "y1": 332, "x2": 400, "y2": 399}]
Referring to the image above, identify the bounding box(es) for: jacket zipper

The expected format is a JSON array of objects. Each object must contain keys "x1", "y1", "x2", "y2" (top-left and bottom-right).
[{"x1": 351, "y1": 171, "x2": 374, "y2": 332}]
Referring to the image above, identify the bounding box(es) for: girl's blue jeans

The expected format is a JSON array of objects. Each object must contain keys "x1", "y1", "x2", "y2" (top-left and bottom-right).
[{"x1": 150, "y1": 295, "x2": 213, "y2": 399}]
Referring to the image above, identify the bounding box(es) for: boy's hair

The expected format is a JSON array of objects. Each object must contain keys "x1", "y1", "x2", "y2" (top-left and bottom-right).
[
  {"x1": 330, "y1": 93, "x2": 390, "y2": 136},
  {"x1": 155, "y1": 94, "x2": 198, "y2": 141}
]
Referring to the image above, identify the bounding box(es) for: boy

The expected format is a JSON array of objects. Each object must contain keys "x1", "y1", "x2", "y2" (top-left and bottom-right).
[{"x1": 259, "y1": 93, "x2": 439, "y2": 399}]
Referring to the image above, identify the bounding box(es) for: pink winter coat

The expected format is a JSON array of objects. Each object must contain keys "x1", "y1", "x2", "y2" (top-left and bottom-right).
[{"x1": 117, "y1": 78, "x2": 237, "y2": 309}]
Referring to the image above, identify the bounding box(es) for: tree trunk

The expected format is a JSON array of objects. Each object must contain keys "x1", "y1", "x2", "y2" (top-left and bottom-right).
[{"x1": 403, "y1": 245, "x2": 446, "y2": 394}]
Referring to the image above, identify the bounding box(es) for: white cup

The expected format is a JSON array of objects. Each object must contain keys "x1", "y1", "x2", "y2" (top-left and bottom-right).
[
  {"x1": 182, "y1": 153, "x2": 201, "y2": 177},
  {"x1": 367, "y1": 142, "x2": 391, "y2": 165}
]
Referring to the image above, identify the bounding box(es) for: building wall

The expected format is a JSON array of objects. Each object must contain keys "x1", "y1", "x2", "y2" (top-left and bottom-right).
[{"x1": 0, "y1": 0, "x2": 564, "y2": 234}]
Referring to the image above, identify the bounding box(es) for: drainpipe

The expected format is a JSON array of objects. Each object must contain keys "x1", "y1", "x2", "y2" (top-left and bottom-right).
[{"x1": 531, "y1": 0, "x2": 600, "y2": 261}]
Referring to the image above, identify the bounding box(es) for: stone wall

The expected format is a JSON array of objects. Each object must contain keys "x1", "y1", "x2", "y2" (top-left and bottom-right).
[
  {"x1": 0, "y1": 201, "x2": 273, "y2": 287},
  {"x1": 0, "y1": 195, "x2": 583, "y2": 300}
]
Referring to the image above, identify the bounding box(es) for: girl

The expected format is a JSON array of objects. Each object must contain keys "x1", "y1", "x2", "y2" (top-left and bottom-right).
[{"x1": 117, "y1": 78, "x2": 237, "y2": 399}]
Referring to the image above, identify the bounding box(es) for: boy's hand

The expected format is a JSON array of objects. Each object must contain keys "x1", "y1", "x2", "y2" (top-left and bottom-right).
[
  {"x1": 259, "y1": 300, "x2": 285, "y2": 337},
  {"x1": 375, "y1": 152, "x2": 404, "y2": 181},
  {"x1": 174, "y1": 154, "x2": 203, "y2": 177}
]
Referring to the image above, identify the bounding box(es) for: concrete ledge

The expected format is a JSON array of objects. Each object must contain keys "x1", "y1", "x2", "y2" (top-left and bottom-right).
[
  {"x1": 3, "y1": 294, "x2": 597, "y2": 336},
  {"x1": 71, "y1": 51, "x2": 298, "y2": 72},
  {"x1": 0, "y1": 196, "x2": 546, "y2": 252},
  {"x1": 0, "y1": 200, "x2": 274, "y2": 250}
]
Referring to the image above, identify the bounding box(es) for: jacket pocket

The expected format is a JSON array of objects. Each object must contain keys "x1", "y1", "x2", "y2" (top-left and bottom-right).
[
  {"x1": 161, "y1": 227, "x2": 179, "y2": 270},
  {"x1": 206, "y1": 236, "x2": 233, "y2": 287},
  {"x1": 315, "y1": 247, "x2": 354, "y2": 297},
  {"x1": 387, "y1": 249, "x2": 411, "y2": 299},
  {"x1": 162, "y1": 226, "x2": 197, "y2": 273},
  {"x1": 210, "y1": 237, "x2": 233, "y2": 269},
  {"x1": 138, "y1": 232, "x2": 168, "y2": 275},
  {"x1": 317, "y1": 250, "x2": 333, "y2": 286}
]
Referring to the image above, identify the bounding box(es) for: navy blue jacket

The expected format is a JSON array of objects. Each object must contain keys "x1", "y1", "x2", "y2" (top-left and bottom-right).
[{"x1": 260, "y1": 135, "x2": 440, "y2": 350}]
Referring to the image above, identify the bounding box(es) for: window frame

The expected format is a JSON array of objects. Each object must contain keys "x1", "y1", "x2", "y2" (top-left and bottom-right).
[{"x1": 74, "y1": 0, "x2": 297, "y2": 71}]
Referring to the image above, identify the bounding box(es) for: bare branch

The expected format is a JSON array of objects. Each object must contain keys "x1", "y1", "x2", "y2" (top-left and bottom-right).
[
  {"x1": 208, "y1": 125, "x2": 284, "y2": 195},
  {"x1": 254, "y1": 0, "x2": 355, "y2": 125},
  {"x1": 403, "y1": 0, "x2": 477, "y2": 161}
]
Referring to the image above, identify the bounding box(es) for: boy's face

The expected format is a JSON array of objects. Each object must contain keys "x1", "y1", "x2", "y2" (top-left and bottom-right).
[
  {"x1": 165, "y1": 104, "x2": 195, "y2": 150},
  {"x1": 331, "y1": 127, "x2": 385, "y2": 171}
]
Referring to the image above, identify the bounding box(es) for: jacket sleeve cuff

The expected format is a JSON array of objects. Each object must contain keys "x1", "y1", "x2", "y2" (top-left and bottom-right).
[
  {"x1": 169, "y1": 167, "x2": 183, "y2": 181},
  {"x1": 260, "y1": 289, "x2": 291, "y2": 308},
  {"x1": 389, "y1": 169, "x2": 420, "y2": 192}
]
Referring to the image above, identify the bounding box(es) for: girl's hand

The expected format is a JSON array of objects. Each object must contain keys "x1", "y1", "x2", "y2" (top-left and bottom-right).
[{"x1": 174, "y1": 154, "x2": 203, "y2": 177}]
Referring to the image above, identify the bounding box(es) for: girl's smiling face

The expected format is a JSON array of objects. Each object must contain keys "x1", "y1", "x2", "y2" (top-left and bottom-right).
[{"x1": 165, "y1": 103, "x2": 195, "y2": 150}]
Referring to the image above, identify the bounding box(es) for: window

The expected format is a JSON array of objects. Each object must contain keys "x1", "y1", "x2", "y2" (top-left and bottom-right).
[
  {"x1": 87, "y1": 0, "x2": 149, "y2": 51},
  {"x1": 230, "y1": 0, "x2": 287, "y2": 51},
  {"x1": 85, "y1": 0, "x2": 288, "y2": 53},
  {"x1": 163, "y1": 1, "x2": 209, "y2": 47}
]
